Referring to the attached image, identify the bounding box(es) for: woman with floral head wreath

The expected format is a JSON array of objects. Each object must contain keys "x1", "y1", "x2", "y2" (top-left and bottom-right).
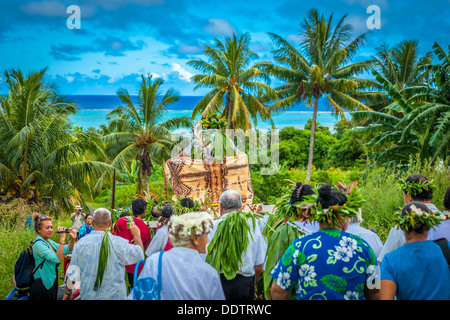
[
  {"x1": 378, "y1": 174, "x2": 444, "y2": 264},
  {"x1": 380, "y1": 201, "x2": 450, "y2": 300},
  {"x1": 270, "y1": 183, "x2": 379, "y2": 300},
  {"x1": 132, "y1": 212, "x2": 225, "y2": 300}
]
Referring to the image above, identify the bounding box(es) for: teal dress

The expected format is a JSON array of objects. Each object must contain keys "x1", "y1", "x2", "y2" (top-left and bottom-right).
[
  {"x1": 271, "y1": 229, "x2": 377, "y2": 300},
  {"x1": 30, "y1": 235, "x2": 71, "y2": 299}
]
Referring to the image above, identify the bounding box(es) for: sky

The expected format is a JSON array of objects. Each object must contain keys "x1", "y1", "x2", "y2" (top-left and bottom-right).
[{"x1": 0, "y1": 0, "x2": 448, "y2": 96}]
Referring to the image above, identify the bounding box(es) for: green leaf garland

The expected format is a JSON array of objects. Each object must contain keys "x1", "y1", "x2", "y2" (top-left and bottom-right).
[
  {"x1": 93, "y1": 231, "x2": 113, "y2": 291},
  {"x1": 206, "y1": 210, "x2": 262, "y2": 280}
]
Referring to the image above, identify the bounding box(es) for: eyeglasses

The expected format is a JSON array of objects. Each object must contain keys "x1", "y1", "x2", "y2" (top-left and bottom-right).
[{"x1": 39, "y1": 215, "x2": 51, "y2": 220}]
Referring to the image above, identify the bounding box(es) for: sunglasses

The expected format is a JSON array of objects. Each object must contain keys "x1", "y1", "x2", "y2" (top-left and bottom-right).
[{"x1": 38, "y1": 215, "x2": 51, "y2": 220}]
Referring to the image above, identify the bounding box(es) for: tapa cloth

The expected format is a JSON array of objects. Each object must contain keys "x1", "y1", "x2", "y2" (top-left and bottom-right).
[{"x1": 163, "y1": 151, "x2": 254, "y2": 206}]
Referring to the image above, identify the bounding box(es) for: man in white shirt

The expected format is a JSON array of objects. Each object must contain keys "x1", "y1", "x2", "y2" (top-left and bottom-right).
[
  {"x1": 346, "y1": 212, "x2": 383, "y2": 260},
  {"x1": 68, "y1": 208, "x2": 145, "y2": 300},
  {"x1": 208, "y1": 190, "x2": 267, "y2": 300}
]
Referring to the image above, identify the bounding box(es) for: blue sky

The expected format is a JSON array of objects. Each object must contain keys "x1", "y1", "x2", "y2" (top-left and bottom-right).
[{"x1": 0, "y1": 0, "x2": 448, "y2": 96}]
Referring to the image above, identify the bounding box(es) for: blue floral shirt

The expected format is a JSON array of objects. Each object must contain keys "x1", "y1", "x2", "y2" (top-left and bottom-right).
[{"x1": 271, "y1": 229, "x2": 377, "y2": 300}]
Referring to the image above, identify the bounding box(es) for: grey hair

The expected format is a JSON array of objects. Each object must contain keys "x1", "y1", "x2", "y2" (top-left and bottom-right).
[
  {"x1": 92, "y1": 208, "x2": 111, "y2": 227},
  {"x1": 219, "y1": 190, "x2": 242, "y2": 212}
]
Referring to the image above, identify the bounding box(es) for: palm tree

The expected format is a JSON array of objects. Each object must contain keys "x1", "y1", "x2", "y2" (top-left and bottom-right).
[
  {"x1": 351, "y1": 40, "x2": 450, "y2": 167},
  {"x1": 261, "y1": 9, "x2": 379, "y2": 181},
  {"x1": 187, "y1": 32, "x2": 278, "y2": 131},
  {"x1": 363, "y1": 40, "x2": 433, "y2": 111},
  {"x1": 0, "y1": 68, "x2": 113, "y2": 212},
  {"x1": 104, "y1": 74, "x2": 191, "y2": 195}
]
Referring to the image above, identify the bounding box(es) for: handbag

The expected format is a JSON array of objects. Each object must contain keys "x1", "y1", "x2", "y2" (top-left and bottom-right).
[{"x1": 132, "y1": 251, "x2": 164, "y2": 300}]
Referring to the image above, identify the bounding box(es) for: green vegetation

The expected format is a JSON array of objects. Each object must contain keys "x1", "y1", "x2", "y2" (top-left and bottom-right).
[
  {"x1": 188, "y1": 32, "x2": 278, "y2": 131},
  {"x1": 0, "y1": 8, "x2": 449, "y2": 300},
  {"x1": 260, "y1": 9, "x2": 379, "y2": 181},
  {"x1": 103, "y1": 74, "x2": 191, "y2": 196}
]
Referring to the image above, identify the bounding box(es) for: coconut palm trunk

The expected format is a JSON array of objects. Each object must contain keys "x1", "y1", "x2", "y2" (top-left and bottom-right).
[
  {"x1": 111, "y1": 168, "x2": 116, "y2": 210},
  {"x1": 306, "y1": 96, "x2": 319, "y2": 182}
]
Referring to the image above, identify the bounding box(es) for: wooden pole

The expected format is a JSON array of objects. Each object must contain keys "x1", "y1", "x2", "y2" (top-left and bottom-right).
[
  {"x1": 111, "y1": 168, "x2": 116, "y2": 210},
  {"x1": 162, "y1": 160, "x2": 169, "y2": 201}
]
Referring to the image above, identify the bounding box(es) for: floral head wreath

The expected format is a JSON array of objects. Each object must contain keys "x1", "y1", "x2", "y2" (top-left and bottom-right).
[
  {"x1": 397, "y1": 177, "x2": 435, "y2": 197},
  {"x1": 393, "y1": 203, "x2": 444, "y2": 232},
  {"x1": 168, "y1": 211, "x2": 214, "y2": 243},
  {"x1": 297, "y1": 181, "x2": 365, "y2": 228}
]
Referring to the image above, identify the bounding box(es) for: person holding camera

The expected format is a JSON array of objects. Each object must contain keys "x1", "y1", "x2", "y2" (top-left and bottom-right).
[
  {"x1": 70, "y1": 205, "x2": 86, "y2": 239},
  {"x1": 29, "y1": 213, "x2": 77, "y2": 300}
]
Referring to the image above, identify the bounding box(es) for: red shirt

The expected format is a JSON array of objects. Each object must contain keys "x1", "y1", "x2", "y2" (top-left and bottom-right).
[{"x1": 113, "y1": 216, "x2": 151, "y2": 274}]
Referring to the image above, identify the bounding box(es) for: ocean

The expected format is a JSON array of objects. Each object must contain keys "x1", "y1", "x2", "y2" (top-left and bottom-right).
[{"x1": 67, "y1": 95, "x2": 349, "y2": 132}]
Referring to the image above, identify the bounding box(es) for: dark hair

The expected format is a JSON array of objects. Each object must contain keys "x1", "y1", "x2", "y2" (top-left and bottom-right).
[
  {"x1": 132, "y1": 198, "x2": 148, "y2": 217},
  {"x1": 180, "y1": 197, "x2": 195, "y2": 209},
  {"x1": 404, "y1": 174, "x2": 433, "y2": 201},
  {"x1": 161, "y1": 205, "x2": 174, "y2": 218},
  {"x1": 289, "y1": 182, "x2": 315, "y2": 203},
  {"x1": 401, "y1": 201, "x2": 430, "y2": 234},
  {"x1": 120, "y1": 211, "x2": 131, "y2": 218},
  {"x1": 85, "y1": 213, "x2": 92, "y2": 219},
  {"x1": 317, "y1": 184, "x2": 347, "y2": 209},
  {"x1": 444, "y1": 186, "x2": 450, "y2": 210}
]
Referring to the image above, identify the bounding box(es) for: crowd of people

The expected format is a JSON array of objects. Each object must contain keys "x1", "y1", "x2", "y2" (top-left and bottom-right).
[{"x1": 27, "y1": 173, "x2": 450, "y2": 300}]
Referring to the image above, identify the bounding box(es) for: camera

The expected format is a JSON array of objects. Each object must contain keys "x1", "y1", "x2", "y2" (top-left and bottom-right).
[{"x1": 56, "y1": 228, "x2": 70, "y2": 234}]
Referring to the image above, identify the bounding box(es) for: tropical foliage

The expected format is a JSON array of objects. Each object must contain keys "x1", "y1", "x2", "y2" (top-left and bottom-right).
[
  {"x1": 187, "y1": 32, "x2": 278, "y2": 131},
  {"x1": 103, "y1": 74, "x2": 191, "y2": 195},
  {"x1": 351, "y1": 42, "x2": 450, "y2": 166},
  {"x1": 260, "y1": 9, "x2": 380, "y2": 181},
  {"x1": 0, "y1": 68, "x2": 113, "y2": 212},
  {"x1": 364, "y1": 40, "x2": 433, "y2": 110}
]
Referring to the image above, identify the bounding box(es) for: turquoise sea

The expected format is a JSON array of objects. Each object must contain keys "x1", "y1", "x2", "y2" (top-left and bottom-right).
[{"x1": 68, "y1": 95, "x2": 350, "y2": 132}]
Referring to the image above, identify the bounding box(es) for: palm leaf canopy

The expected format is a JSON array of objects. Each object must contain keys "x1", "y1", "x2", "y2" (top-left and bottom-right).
[
  {"x1": 188, "y1": 32, "x2": 278, "y2": 130},
  {"x1": 0, "y1": 68, "x2": 113, "y2": 212},
  {"x1": 260, "y1": 9, "x2": 378, "y2": 119}
]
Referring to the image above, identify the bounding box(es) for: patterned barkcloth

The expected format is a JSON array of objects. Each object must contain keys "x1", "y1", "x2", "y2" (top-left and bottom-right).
[{"x1": 163, "y1": 152, "x2": 254, "y2": 206}]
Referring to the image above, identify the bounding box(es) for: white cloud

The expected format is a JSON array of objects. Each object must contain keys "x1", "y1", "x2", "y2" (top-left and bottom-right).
[
  {"x1": 203, "y1": 18, "x2": 236, "y2": 37},
  {"x1": 21, "y1": 1, "x2": 67, "y2": 17},
  {"x1": 170, "y1": 62, "x2": 192, "y2": 82}
]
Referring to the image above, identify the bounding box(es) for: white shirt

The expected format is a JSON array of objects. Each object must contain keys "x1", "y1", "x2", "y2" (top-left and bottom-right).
[
  {"x1": 293, "y1": 221, "x2": 320, "y2": 234},
  {"x1": 70, "y1": 230, "x2": 144, "y2": 300},
  {"x1": 129, "y1": 247, "x2": 225, "y2": 300},
  {"x1": 145, "y1": 225, "x2": 170, "y2": 257},
  {"x1": 207, "y1": 212, "x2": 267, "y2": 277},
  {"x1": 346, "y1": 222, "x2": 384, "y2": 259},
  {"x1": 377, "y1": 203, "x2": 443, "y2": 264}
]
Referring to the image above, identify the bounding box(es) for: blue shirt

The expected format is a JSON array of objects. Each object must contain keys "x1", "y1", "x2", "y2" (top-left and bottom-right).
[
  {"x1": 380, "y1": 240, "x2": 450, "y2": 300},
  {"x1": 271, "y1": 229, "x2": 377, "y2": 300},
  {"x1": 78, "y1": 224, "x2": 93, "y2": 239}
]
